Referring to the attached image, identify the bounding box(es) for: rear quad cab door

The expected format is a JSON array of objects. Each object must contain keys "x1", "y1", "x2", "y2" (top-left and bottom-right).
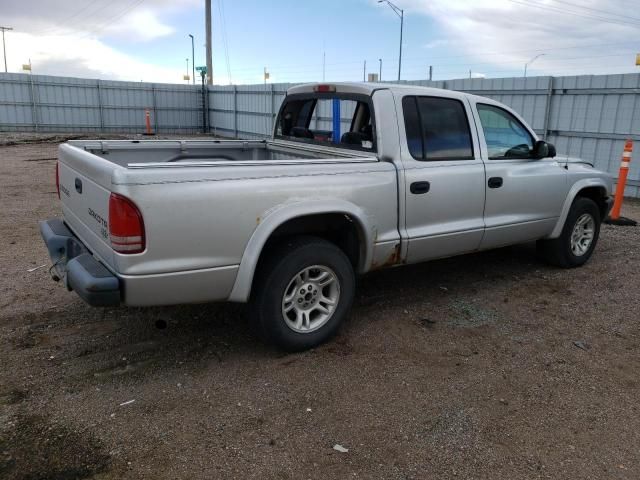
[{"x1": 399, "y1": 93, "x2": 486, "y2": 263}]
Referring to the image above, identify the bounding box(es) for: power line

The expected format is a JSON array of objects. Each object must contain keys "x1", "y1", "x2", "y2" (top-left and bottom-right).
[
  {"x1": 25, "y1": 1, "x2": 103, "y2": 35},
  {"x1": 517, "y1": 0, "x2": 640, "y2": 26},
  {"x1": 509, "y1": 0, "x2": 640, "y2": 28},
  {"x1": 33, "y1": 0, "x2": 141, "y2": 37},
  {"x1": 74, "y1": 0, "x2": 146, "y2": 39},
  {"x1": 61, "y1": 0, "x2": 118, "y2": 29},
  {"x1": 546, "y1": 0, "x2": 640, "y2": 23}
]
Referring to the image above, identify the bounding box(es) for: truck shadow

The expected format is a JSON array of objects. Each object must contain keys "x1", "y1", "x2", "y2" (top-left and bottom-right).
[
  {"x1": 357, "y1": 242, "x2": 542, "y2": 305},
  {"x1": 13, "y1": 242, "x2": 554, "y2": 383}
]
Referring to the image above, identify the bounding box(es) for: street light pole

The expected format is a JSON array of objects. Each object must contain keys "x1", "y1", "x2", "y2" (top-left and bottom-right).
[
  {"x1": 379, "y1": 58, "x2": 382, "y2": 81},
  {"x1": 524, "y1": 53, "x2": 545, "y2": 78},
  {"x1": 188, "y1": 34, "x2": 195, "y2": 85},
  {"x1": 0, "y1": 26, "x2": 13, "y2": 73},
  {"x1": 378, "y1": 1, "x2": 403, "y2": 81}
]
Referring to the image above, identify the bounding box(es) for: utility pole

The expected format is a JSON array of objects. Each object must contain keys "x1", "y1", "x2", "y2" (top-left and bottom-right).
[
  {"x1": 205, "y1": 0, "x2": 213, "y2": 85},
  {"x1": 1, "y1": 26, "x2": 13, "y2": 73},
  {"x1": 379, "y1": 58, "x2": 382, "y2": 81},
  {"x1": 377, "y1": 1, "x2": 403, "y2": 81},
  {"x1": 188, "y1": 34, "x2": 195, "y2": 85},
  {"x1": 363, "y1": 60, "x2": 366, "y2": 82},
  {"x1": 429, "y1": 65, "x2": 433, "y2": 81}
]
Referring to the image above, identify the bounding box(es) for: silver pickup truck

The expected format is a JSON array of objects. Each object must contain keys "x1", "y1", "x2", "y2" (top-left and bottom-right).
[{"x1": 41, "y1": 82, "x2": 613, "y2": 351}]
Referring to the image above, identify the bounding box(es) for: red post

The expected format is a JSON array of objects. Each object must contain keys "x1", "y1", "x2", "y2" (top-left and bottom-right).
[
  {"x1": 610, "y1": 139, "x2": 633, "y2": 220},
  {"x1": 145, "y1": 109, "x2": 152, "y2": 135}
]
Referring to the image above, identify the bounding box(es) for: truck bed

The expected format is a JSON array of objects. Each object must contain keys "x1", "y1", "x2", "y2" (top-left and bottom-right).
[
  {"x1": 68, "y1": 139, "x2": 374, "y2": 168},
  {"x1": 54, "y1": 136, "x2": 395, "y2": 307}
]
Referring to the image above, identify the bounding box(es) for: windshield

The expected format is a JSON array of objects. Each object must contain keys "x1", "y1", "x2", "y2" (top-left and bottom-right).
[{"x1": 275, "y1": 94, "x2": 376, "y2": 152}]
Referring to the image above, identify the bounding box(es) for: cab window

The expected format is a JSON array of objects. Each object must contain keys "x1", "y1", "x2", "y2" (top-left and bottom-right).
[
  {"x1": 477, "y1": 104, "x2": 534, "y2": 159},
  {"x1": 275, "y1": 96, "x2": 375, "y2": 151}
]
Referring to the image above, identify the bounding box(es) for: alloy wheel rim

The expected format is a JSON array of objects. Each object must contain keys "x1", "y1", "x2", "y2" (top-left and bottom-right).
[
  {"x1": 281, "y1": 265, "x2": 340, "y2": 333},
  {"x1": 570, "y1": 213, "x2": 595, "y2": 257}
]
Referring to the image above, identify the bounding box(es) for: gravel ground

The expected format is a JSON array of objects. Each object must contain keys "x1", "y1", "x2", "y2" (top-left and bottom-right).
[{"x1": 1, "y1": 139, "x2": 639, "y2": 480}]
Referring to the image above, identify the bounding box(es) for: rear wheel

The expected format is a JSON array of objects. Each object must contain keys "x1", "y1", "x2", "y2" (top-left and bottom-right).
[
  {"x1": 249, "y1": 236, "x2": 355, "y2": 351},
  {"x1": 537, "y1": 197, "x2": 601, "y2": 268}
]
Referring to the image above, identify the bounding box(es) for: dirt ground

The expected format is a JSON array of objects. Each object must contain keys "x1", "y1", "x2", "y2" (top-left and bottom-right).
[{"x1": 1, "y1": 138, "x2": 640, "y2": 480}]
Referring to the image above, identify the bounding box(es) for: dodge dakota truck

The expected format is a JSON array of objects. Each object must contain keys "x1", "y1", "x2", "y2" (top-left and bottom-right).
[{"x1": 40, "y1": 82, "x2": 613, "y2": 351}]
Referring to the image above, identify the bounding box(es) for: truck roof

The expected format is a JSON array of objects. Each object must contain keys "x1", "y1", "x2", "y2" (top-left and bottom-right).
[{"x1": 287, "y1": 82, "x2": 474, "y2": 101}]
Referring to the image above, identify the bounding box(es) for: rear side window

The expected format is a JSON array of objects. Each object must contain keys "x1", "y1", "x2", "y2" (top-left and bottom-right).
[
  {"x1": 403, "y1": 97, "x2": 423, "y2": 159},
  {"x1": 402, "y1": 96, "x2": 474, "y2": 161}
]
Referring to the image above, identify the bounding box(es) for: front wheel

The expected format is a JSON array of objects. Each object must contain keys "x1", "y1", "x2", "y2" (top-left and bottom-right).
[
  {"x1": 249, "y1": 236, "x2": 355, "y2": 351},
  {"x1": 537, "y1": 197, "x2": 601, "y2": 268}
]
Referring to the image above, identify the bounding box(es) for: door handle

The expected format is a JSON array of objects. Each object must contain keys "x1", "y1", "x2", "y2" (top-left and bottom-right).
[
  {"x1": 410, "y1": 181, "x2": 430, "y2": 194},
  {"x1": 488, "y1": 177, "x2": 503, "y2": 189},
  {"x1": 75, "y1": 178, "x2": 83, "y2": 194}
]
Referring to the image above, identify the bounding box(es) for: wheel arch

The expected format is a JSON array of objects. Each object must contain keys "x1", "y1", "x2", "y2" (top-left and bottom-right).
[
  {"x1": 547, "y1": 179, "x2": 610, "y2": 239},
  {"x1": 228, "y1": 200, "x2": 375, "y2": 302}
]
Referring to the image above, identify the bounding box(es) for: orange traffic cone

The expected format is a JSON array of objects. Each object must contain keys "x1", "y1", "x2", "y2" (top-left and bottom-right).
[
  {"x1": 606, "y1": 139, "x2": 637, "y2": 226},
  {"x1": 144, "y1": 109, "x2": 153, "y2": 135}
]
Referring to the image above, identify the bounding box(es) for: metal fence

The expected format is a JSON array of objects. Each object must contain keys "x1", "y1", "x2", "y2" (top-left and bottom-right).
[
  {"x1": 2, "y1": 72, "x2": 640, "y2": 196},
  {"x1": 0, "y1": 73, "x2": 204, "y2": 134},
  {"x1": 208, "y1": 75, "x2": 640, "y2": 197}
]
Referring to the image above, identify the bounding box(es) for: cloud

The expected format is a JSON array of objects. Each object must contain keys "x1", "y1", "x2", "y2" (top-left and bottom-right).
[
  {"x1": 0, "y1": 0, "x2": 190, "y2": 40},
  {"x1": 0, "y1": 0, "x2": 198, "y2": 82},
  {"x1": 8, "y1": 32, "x2": 182, "y2": 83},
  {"x1": 423, "y1": 39, "x2": 451, "y2": 50},
  {"x1": 399, "y1": 0, "x2": 640, "y2": 78},
  {"x1": 98, "y1": 8, "x2": 176, "y2": 42}
]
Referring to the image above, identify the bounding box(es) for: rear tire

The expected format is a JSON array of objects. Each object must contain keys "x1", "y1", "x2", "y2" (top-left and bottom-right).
[
  {"x1": 249, "y1": 236, "x2": 355, "y2": 351},
  {"x1": 537, "y1": 197, "x2": 601, "y2": 268}
]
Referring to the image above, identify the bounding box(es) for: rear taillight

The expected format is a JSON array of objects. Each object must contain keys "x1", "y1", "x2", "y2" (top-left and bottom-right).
[
  {"x1": 55, "y1": 162, "x2": 60, "y2": 199},
  {"x1": 108, "y1": 193, "x2": 145, "y2": 254}
]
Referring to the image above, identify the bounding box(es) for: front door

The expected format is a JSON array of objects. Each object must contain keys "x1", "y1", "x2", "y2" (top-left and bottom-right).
[
  {"x1": 401, "y1": 94, "x2": 486, "y2": 263},
  {"x1": 470, "y1": 101, "x2": 568, "y2": 249}
]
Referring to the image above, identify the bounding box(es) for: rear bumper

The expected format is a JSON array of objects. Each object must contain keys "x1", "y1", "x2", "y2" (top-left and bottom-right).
[{"x1": 39, "y1": 218, "x2": 120, "y2": 307}]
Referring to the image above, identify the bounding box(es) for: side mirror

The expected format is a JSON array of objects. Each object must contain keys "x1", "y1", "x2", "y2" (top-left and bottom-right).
[{"x1": 533, "y1": 140, "x2": 556, "y2": 159}]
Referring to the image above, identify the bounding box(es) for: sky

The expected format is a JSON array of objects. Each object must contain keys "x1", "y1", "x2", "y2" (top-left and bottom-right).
[{"x1": 0, "y1": 0, "x2": 639, "y2": 85}]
